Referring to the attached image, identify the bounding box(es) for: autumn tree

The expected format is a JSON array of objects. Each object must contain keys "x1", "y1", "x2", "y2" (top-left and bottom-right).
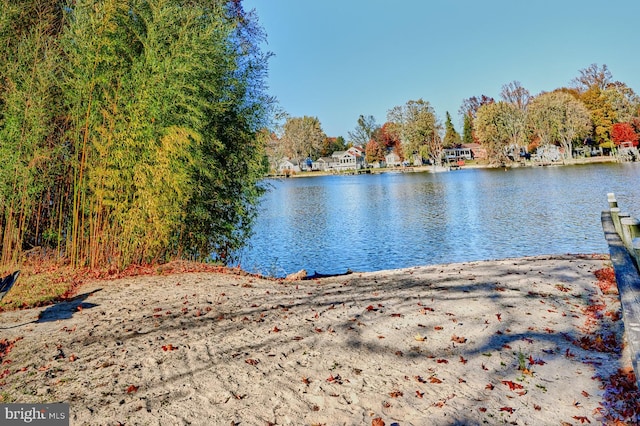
[
  {"x1": 603, "y1": 82, "x2": 640, "y2": 124},
  {"x1": 348, "y1": 114, "x2": 379, "y2": 147},
  {"x1": 281, "y1": 116, "x2": 326, "y2": 160},
  {"x1": 365, "y1": 138, "x2": 385, "y2": 164},
  {"x1": 611, "y1": 122, "x2": 639, "y2": 146},
  {"x1": 500, "y1": 81, "x2": 531, "y2": 111},
  {"x1": 260, "y1": 129, "x2": 285, "y2": 173},
  {"x1": 579, "y1": 87, "x2": 616, "y2": 145},
  {"x1": 571, "y1": 63, "x2": 612, "y2": 93},
  {"x1": 443, "y1": 111, "x2": 461, "y2": 148},
  {"x1": 379, "y1": 122, "x2": 402, "y2": 158},
  {"x1": 319, "y1": 136, "x2": 346, "y2": 157},
  {"x1": 459, "y1": 95, "x2": 495, "y2": 144},
  {"x1": 475, "y1": 102, "x2": 527, "y2": 164},
  {"x1": 527, "y1": 91, "x2": 591, "y2": 160},
  {"x1": 387, "y1": 99, "x2": 441, "y2": 165},
  {"x1": 459, "y1": 95, "x2": 495, "y2": 120}
]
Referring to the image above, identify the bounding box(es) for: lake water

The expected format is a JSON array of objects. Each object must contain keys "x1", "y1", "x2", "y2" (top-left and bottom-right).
[{"x1": 236, "y1": 163, "x2": 640, "y2": 276}]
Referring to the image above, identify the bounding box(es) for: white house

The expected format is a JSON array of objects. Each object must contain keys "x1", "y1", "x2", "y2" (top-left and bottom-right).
[
  {"x1": 385, "y1": 151, "x2": 402, "y2": 167},
  {"x1": 331, "y1": 147, "x2": 366, "y2": 171},
  {"x1": 277, "y1": 158, "x2": 301, "y2": 174}
]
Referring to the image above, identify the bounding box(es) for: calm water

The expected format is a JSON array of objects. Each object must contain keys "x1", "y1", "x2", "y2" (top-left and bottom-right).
[{"x1": 236, "y1": 163, "x2": 640, "y2": 276}]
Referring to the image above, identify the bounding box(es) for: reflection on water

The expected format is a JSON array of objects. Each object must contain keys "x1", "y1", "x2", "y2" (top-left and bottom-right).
[{"x1": 237, "y1": 163, "x2": 640, "y2": 276}]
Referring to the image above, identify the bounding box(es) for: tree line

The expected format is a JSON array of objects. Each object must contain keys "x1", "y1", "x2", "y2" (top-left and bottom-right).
[
  {"x1": 0, "y1": 0, "x2": 272, "y2": 269},
  {"x1": 268, "y1": 64, "x2": 639, "y2": 168}
]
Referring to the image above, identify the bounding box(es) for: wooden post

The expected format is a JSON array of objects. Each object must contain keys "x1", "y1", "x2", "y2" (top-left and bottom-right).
[
  {"x1": 634, "y1": 238, "x2": 640, "y2": 269},
  {"x1": 610, "y1": 207, "x2": 621, "y2": 235},
  {"x1": 607, "y1": 192, "x2": 618, "y2": 209},
  {"x1": 621, "y1": 217, "x2": 640, "y2": 250}
]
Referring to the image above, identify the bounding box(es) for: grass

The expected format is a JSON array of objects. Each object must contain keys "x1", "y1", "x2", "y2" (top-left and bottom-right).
[
  {"x1": 0, "y1": 265, "x2": 74, "y2": 311},
  {"x1": 0, "y1": 258, "x2": 235, "y2": 312}
]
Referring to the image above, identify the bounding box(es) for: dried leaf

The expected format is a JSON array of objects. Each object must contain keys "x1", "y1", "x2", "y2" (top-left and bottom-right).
[
  {"x1": 502, "y1": 380, "x2": 524, "y2": 391},
  {"x1": 573, "y1": 416, "x2": 591, "y2": 424},
  {"x1": 371, "y1": 418, "x2": 385, "y2": 426},
  {"x1": 126, "y1": 385, "x2": 139, "y2": 394},
  {"x1": 326, "y1": 374, "x2": 343, "y2": 384},
  {"x1": 389, "y1": 390, "x2": 403, "y2": 398},
  {"x1": 451, "y1": 335, "x2": 467, "y2": 344},
  {"x1": 245, "y1": 358, "x2": 259, "y2": 366},
  {"x1": 500, "y1": 406, "x2": 514, "y2": 414}
]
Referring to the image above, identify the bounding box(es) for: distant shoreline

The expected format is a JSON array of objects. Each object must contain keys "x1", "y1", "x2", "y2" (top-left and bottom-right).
[{"x1": 271, "y1": 155, "x2": 622, "y2": 178}]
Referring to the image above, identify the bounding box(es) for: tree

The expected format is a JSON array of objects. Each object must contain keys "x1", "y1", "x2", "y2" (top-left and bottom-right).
[
  {"x1": 475, "y1": 102, "x2": 527, "y2": 164},
  {"x1": 459, "y1": 95, "x2": 495, "y2": 120},
  {"x1": 462, "y1": 114, "x2": 474, "y2": 144},
  {"x1": 443, "y1": 111, "x2": 461, "y2": 148},
  {"x1": 500, "y1": 81, "x2": 531, "y2": 111},
  {"x1": 459, "y1": 95, "x2": 495, "y2": 144},
  {"x1": 387, "y1": 99, "x2": 441, "y2": 165},
  {"x1": 0, "y1": 0, "x2": 63, "y2": 264},
  {"x1": 580, "y1": 86, "x2": 616, "y2": 145},
  {"x1": 281, "y1": 116, "x2": 326, "y2": 160},
  {"x1": 527, "y1": 91, "x2": 591, "y2": 160},
  {"x1": 611, "y1": 122, "x2": 639, "y2": 146},
  {"x1": 260, "y1": 129, "x2": 285, "y2": 173},
  {"x1": 348, "y1": 114, "x2": 379, "y2": 146},
  {"x1": 319, "y1": 136, "x2": 346, "y2": 157},
  {"x1": 0, "y1": 0, "x2": 274, "y2": 268},
  {"x1": 572, "y1": 63, "x2": 612, "y2": 93},
  {"x1": 603, "y1": 81, "x2": 640, "y2": 124},
  {"x1": 365, "y1": 138, "x2": 385, "y2": 164}
]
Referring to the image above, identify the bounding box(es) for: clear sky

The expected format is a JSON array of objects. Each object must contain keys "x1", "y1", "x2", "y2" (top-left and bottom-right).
[{"x1": 243, "y1": 0, "x2": 640, "y2": 140}]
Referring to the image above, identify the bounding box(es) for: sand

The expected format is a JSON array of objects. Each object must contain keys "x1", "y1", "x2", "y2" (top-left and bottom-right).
[{"x1": 0, "y1": 254, "x2": 632, "y2": 425}]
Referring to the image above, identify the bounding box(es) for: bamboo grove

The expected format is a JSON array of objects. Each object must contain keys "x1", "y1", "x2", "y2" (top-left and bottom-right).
[{"x1": 0, "y1": 0, "x2": 272, "y2": 269}]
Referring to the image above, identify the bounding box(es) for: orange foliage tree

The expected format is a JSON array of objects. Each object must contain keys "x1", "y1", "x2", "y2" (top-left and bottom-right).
[{"x1": 611, "y1": 122, "x2": 639, "y2": 146}]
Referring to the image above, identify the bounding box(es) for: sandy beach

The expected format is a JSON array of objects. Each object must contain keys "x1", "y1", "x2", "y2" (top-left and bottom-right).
[{"x1": 0, "y1": 254, "x2": 634, "y2": 425}]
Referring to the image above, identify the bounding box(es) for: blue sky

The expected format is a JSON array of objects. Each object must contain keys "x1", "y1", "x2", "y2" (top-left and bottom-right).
[{"x1": 243, "y1": 0, "x2": 640, "y2": 139}]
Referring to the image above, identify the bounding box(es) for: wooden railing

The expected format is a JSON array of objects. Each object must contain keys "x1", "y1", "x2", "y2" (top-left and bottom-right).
[
  {"x1": 607, "y1": 192, "x2": 640, "y2": 268},
  {"x1": 601, "y1": 193, "x2": 640, "y2": 389}
]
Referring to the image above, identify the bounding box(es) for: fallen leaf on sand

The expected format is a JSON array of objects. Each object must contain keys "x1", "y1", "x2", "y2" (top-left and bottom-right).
[
  {"x1": 451, "y1": 335, "x2": 467, "y2": 344},
  {"x1": 502, "y1": 380, "x2": 524, "y2": 391},
  {"x1": 126, "y1": 385, "x2": 139, "y2": 394},
  {"x1": 414, "y1": 334, "x2": 426, "y2": 342}
]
